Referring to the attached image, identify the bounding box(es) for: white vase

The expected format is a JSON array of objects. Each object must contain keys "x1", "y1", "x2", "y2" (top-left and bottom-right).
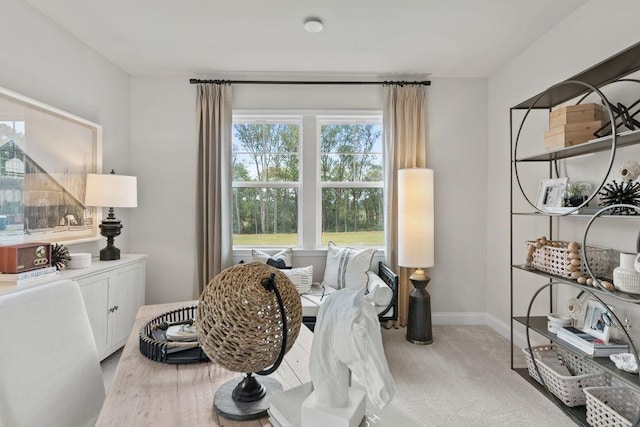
[{"x1": 613, "y1": 252, "x2": 640, "y2": 294}]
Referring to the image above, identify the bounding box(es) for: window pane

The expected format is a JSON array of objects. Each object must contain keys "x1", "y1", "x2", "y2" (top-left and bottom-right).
[
  {"x1": 321, "y1": 187, "x2": 383, "y2": 246},
  {"x1": 354, "y1": 154, "x2": 382, "y2": 182},
  {"x1": 321, "y1": 123, "x2": 382, "y2": 155},
  {"x1": 321, "y1": 153, "x2": 354, "y2": 182},
  {"x1": 232, "y1": 187, "x2": 298, "y2": 246},
  {"x1": 233, "y1": 122, "x2": 300, "y2": 183}
]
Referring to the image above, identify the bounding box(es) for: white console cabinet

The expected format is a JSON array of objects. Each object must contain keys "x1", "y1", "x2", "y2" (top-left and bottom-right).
[{"x1": 0, "y1": 254, "x2": 146, "y2": 360}]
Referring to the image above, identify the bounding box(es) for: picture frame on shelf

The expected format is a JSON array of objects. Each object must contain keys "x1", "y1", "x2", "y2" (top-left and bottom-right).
[
  {"x1": 536, "y1": 177, "x2": 568, "y2": 212},
  {"x1": 581, "y1": 299, "x2": 611, "y2": 343}
]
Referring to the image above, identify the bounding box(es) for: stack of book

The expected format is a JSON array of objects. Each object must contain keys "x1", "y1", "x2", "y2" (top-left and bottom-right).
[
  {"x1": 556, "y1": 326, "x2": 628, "y2": 357},
  {"x1": 268, "y1": 382, "x2": 420, "y2": 427},
  {"x1": 0, "y1": 266, "x2": 59, "y2": 288}
]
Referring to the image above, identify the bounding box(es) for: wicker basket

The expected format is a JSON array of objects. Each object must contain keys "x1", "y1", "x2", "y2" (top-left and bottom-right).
[
  {"x1": 522, "y1": 345, "x2": 606, "y2": 407},
  {"x1": 584, "y1": 387, "x2": 640, "y2": 427},
  {"x1": 525, "y1": 240, "x2": 613, "y2": 279}
]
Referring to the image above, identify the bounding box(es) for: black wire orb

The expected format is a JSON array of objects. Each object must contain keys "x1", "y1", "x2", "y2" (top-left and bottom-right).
[{"x1": 598, "y1": 180, "x2": 640, "y2": 215}]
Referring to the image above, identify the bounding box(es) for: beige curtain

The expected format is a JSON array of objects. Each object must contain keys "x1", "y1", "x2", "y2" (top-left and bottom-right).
[
  {"x1": 196, "y1": 83, "x2": 233, "y2": 293},
  {"x1": 383, "y1": 84, "x2": 428, "y2": 326}
]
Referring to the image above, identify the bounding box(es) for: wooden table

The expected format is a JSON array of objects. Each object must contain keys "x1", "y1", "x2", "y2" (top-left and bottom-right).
[{"x1": 96, "y1": 301, "x2": 313, "y2": 426}]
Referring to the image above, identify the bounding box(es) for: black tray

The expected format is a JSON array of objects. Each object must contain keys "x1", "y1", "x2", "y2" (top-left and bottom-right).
[{"x1": 139, "y1": 305, "x2": 208, "y2": 364}]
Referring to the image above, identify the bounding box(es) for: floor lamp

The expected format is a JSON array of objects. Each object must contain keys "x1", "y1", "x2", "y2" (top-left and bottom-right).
[
  {"x1": 85, "y1": 170, "x2": 138, "y2": 261},
  {"x1": 397, "y1": 168, "x2": 434, "y2": 345}
]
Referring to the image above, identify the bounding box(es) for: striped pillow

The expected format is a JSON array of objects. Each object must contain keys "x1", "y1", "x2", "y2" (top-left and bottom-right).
[{"x1": 321, "y1": 241, "x2": 375, "y2": 290}]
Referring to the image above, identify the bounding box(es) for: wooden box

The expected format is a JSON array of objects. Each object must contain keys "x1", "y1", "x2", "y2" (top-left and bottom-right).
[
  {"x1": 549, "y1": 103, "x2": 605, "y2": 128},
  {"x1": 544, "y1": 120, "x2": 602, "y2": 150}
]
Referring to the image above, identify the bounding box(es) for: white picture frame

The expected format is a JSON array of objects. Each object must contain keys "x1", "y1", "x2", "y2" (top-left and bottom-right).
[
  {"x1": 581, "y1": 299, "x2": 611, "y2": 342},
  {"x1": 536, "y1": 177, "x2": 568, "y2": 212}
]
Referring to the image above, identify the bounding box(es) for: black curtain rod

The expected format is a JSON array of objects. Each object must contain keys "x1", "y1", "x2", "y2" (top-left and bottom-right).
[{"x1": 189, "y1": 78, "x2": 430, "y2": 86}]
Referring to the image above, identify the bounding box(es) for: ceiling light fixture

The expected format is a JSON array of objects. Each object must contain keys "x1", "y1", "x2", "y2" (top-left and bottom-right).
[{"x1": 304, "y1": 17, "x2": 323, "y2": 33}]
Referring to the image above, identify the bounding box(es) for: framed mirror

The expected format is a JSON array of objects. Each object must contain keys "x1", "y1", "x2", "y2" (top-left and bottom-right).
[{"x1": 0, "y1": 86, "x2": 102, "y2": 245}]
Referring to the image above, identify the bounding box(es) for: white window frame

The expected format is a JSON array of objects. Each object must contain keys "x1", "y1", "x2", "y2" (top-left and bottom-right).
[{"x1": 232, "y1": 110, "x2": 383, "y2": 250}]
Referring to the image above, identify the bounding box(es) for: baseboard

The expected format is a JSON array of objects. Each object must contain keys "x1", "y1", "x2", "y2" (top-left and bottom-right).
[
  {"x1": 485, "y1": 313, "x2": 546, "y2": 349},
  {"x1": 432, "y1": 312, "x2": 486, "y2": 325}
]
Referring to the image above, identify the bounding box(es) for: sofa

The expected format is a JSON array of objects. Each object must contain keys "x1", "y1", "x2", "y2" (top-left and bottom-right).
[{"x1": 249, "y1": 244, "x2": 398, "y2": 331}]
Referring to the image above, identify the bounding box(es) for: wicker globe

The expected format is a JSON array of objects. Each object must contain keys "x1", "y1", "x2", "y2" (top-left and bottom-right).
[{"x1": 196, "y1": 262, "x2": 302, "y2": 373}]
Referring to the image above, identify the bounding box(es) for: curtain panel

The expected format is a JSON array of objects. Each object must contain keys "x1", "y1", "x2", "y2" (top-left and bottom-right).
[
  {"x1": 383, "y1": 85, "x2": 428, "y2": 326},
  {"x1": 196, "y1": 83, "x2": 233, "y2": 293}
]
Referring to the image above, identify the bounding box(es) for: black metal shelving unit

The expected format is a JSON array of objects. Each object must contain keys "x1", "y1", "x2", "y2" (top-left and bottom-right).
[{"x1": 509, "y1": 41, "x2": 640, "y2": 426}]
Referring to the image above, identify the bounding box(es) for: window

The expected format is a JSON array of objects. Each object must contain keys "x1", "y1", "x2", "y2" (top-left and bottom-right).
[{"x1": 232, "y1": 113, "x2": 383, "y2": 248}]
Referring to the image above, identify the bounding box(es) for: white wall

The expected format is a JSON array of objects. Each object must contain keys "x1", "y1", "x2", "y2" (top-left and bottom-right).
[
  {"x1": 0, "y1": 0, "x2": 131, "y2": 255},
  {"x1": 130, "y1": 77, "x2": 489, "y2": 313},
  {"x1": 486, "y1": 0, "x2": 640, "y2": 342}
]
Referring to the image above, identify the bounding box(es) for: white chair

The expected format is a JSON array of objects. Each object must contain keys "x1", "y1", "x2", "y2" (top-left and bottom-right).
[{"x1": 0, "y1": 279, "x2": 105, "y2": 427}]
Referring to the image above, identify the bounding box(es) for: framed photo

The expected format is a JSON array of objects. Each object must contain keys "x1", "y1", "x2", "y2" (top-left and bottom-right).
[
  {"x1": 581, "y1": 299, "x2": 611, "y2": 342},
  {"x1": 0, "y1": 86, "x2": 102, "y2": 246},
  {"x1": 536, "y1": 177, "x2": 568, "y2": 211}
]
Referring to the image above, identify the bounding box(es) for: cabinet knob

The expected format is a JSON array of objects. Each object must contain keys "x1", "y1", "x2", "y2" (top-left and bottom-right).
[{"x1": 109, "y1": 306, "x2": 120, "y2": 313}]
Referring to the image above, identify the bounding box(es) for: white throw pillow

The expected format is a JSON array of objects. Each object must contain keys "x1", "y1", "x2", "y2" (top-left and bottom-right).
[
  {"x1": 251, "y1": 248, "x2": 293, "y2": 269},
  {"x1": 321, "y1": 241, "x2": 375, "y2": 290},
  {"x1": 281, "y1": 266, "x2": 314, "y2": 294},
  {"x1": 366, "y1": 271, "x2": 393, "y2": 308}
]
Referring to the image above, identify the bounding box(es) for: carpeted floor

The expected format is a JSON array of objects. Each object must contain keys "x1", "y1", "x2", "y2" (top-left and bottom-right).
[
  {"x1": 101, "y1": 325, "x2": 575, "y2": 426},
  {"x1": 381, "y1": 325, "x2": 574, "y2": 426}
]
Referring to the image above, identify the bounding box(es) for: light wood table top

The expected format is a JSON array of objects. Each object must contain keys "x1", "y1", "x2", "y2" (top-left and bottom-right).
[{"x1": 96, "y1": 301, "x2": 313, "y2": 427}]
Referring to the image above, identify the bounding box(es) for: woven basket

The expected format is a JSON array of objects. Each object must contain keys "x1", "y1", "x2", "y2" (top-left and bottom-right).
[
  {"x1": 523, "y1": 345, "x2": 606, "y2": 407},
  {"x1": 584, "y1": 387, "x2": 640, "y2": 427},
  {"x1": 525, "y1": 241, "x2": 613, "y2": 279}
]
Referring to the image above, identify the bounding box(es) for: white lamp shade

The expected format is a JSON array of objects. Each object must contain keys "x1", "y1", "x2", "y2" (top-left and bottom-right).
[
  {"x1": 85, "y1": 173, "x2": 138, "y2": 208},
  {"x1": 397, "y1": 168, "x2": 434, "y2": 268}
]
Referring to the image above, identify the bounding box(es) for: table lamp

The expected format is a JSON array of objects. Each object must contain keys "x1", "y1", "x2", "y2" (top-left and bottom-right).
[
  {"x1": 85, "y1": 170, "x2": 137, "y2": 261},
  {"x1": 397, "y1": 168, "x2": 434, "y2": 344}
]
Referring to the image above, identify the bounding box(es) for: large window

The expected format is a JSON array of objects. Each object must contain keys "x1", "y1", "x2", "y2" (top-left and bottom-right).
[{"x1": 232, "y1": 113, "x2": 383, "y2": 248}]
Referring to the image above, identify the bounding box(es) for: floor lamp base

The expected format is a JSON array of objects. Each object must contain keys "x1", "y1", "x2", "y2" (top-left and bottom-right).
[{"x1": 406, "y1": 276, "x2": 433, "y2": 345}]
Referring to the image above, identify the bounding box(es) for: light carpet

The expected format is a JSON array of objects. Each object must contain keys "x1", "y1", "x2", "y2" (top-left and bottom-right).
[
  {"x1": 101, "y1": 325, "x2": 574, "y2": 426},
  {"x1": 381, "y1": 325, "x2": 574, "y2": 426}
]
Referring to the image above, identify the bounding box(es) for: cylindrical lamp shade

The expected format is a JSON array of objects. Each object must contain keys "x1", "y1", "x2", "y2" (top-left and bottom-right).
[
  {"x1": 85, "y1": 173, "x2": 138, "y2": 208},
  {"x1": 397, "y1": 168, "x2": 434, "y2": 268}
]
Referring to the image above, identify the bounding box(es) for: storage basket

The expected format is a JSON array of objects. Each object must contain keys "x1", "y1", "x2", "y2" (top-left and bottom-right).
[
  {"x1": 525, "y1": 240, "x2": 613, "y2": 279},
  {"x1": 584, "y1": 387, "x2": 640, "y2": 427},
  {"x1": 522, "y1": 345, "x2": 606, "y2": 407}
]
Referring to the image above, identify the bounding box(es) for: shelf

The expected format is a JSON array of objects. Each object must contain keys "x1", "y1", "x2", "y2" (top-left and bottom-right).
[
  {"x1": 513, "y1": 41, "x2": 640, "y2": 110},
  {"x1": 512, "y1": 211, "x2": 640, "y2": 219},
  {"x1": 512, "y1": 265, "x2": 640, "y2": 302},
  {"x1": 514, "y1": 316, "x2": 640, "y2": 390},
  {"x1": 514, "y1": 368, "x2": 587, "y2": 426},
  {"x1": 514, "y1": 129, "x2": 640, "y2": 162}
]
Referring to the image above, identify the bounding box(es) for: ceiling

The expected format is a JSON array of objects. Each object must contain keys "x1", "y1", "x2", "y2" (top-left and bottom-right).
[{"x1": 23, "y1": 0, "x2": 587, "y2": 78}]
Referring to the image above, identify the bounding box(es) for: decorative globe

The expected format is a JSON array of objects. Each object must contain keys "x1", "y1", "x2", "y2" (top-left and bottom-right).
[{"x1": 196, "y1": 262, "x2": 302, "y2": 373}]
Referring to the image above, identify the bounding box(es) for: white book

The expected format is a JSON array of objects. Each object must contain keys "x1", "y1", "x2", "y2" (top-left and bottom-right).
[
  {"x1": 0, "y1": 266, "x2": 58, "y2": 282},
  {"x1": 556, "y1": 326, "x2": 628, "y2": 357}
]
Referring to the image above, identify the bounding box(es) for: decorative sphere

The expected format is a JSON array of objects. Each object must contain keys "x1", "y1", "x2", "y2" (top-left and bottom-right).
[{"x1": 196, "y1": 262, "x2": 302, "y2": 373}]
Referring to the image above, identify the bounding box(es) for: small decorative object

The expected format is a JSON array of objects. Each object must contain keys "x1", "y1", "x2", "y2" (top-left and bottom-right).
[
  {"x1": 547, "y1": 313, "x2": 572, "y2": 334},
  {"x1": 196, "y1": 262, "x2": 302, "y2": 421},
  {"x1": 302, "y1": 288, "x2": 394, "y2": 427},
  {"x1": 67, "y1": 253, "x2": 92, "y2": 269},
  {"x1": 566, "y1": 297, "x2": 586, "y2": 322},
  {"x1": 598, "y1": 180, "x2": 640, "y2": 215},
  {"x1": 613, "y1": 252, "x2": 640, "y2": 294},
  {"x1": 609, "y1": 353, "x2": 639, "y2": 373},
  {"x1": 50, "y1": 243, "x2": 71, "y2": 271},
  {"x1": 562, "y1": 181, "x2": 593, "y2": 207},
  {"x1": 620, "y1": 160, "x2": 640, "y2": 182}
]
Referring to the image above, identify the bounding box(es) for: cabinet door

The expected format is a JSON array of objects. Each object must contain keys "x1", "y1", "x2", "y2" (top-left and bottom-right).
[
  {"x1": 109, "y1": 263, "x2": 142, "y2": 349},
  {"x1": 77, "y1": 274, "x2": 110, "y2": 359}
]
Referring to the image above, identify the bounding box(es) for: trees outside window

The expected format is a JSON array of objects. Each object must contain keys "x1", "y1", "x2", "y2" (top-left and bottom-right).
[{"x1": 232, "y1": 113, "x2": 383, "y2": 248}]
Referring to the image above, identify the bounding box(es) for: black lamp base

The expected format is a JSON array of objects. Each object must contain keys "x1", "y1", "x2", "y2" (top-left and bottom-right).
[
  {"x1": 406, "y1": 275, "x2": 433, "y2": 345},
  {"x1": 98, "y1": 208, "x2": 123, "y2": 261},
  {"x1": 213, "y1": 375, "x2": 283, "y2": 421}
]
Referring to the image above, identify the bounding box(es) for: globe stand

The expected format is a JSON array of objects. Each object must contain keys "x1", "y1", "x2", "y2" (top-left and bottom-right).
[
  {"x1": 212, "y1": 272, "x2": 290, "y2": 421},
  {"x1": 213, "y1": 375, "x2": 283, "y2": 421}
]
